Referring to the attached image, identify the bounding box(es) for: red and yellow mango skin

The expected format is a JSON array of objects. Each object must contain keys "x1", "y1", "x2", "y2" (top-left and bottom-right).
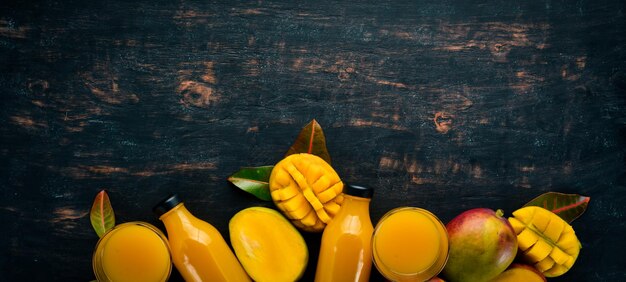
[{"x1": 442, "y1": 208, "x2": 518, "y2": 282}]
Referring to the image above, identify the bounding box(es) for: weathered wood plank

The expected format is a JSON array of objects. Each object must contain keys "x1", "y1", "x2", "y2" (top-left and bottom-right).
[{"x1": 1, "y1": 0, "x2": 625, "y2": 281}]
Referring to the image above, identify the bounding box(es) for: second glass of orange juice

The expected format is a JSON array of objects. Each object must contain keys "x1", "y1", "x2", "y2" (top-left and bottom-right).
[{"x1": 372, "y1": 207, "x2": 449, "y2": 281}]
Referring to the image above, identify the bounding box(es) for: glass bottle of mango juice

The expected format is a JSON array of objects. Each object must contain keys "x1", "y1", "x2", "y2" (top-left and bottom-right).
[
  {"x1": 154, "y1": 194, "x2": 251, "y2": 282},
  {"x1": 315, "y1": 184, "x2": 374, "y2": 282}
]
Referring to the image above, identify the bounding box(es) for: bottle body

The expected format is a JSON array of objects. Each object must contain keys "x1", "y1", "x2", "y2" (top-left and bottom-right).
[
  {"x1": 315, "y1": 194, "x2": 374, "y2": 282},
  {"x1": 159, "y1": 203, "x2": 250, "y2": 282}
]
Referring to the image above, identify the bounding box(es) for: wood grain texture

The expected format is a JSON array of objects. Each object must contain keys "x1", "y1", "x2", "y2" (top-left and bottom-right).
[{"x1": 1, "y1": 0, "x2": 625, "y2": 281}]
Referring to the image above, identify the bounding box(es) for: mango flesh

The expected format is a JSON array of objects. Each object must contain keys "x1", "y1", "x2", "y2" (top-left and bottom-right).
[
  {"x1": 491, "y1": 264, "x2": 547, "y2": 282},
  {"x1": 442, "y1": 208, "x2": 518, "y2": 282},
  {"x1": 269, "y1": 153, "x2": 344, "y2": 232},
  {"x1": 229, "y1": 207, "x2": 308, "y2": 282},
  {"x1": 509, "y1": 206, "x2": 581, "y2": 277}
]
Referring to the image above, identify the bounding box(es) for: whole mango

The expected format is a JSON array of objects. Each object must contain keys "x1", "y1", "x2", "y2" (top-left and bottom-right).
[
  {"x1": 442, "y1": 208, "x2": 518, "y2": 282},
  {"x1": 508, "y1": 206, "x2": 581, "y2": 277},
  {"x1": 269, "y1": 153, "x2": 344, "y2": 232}
]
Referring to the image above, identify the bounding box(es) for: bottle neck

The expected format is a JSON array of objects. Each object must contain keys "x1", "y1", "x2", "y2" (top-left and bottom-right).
[
  {"x1": 340, "y1": 194, "x2": 371, "y2": 214},
  {"x1": 159, "y1": 203, "x2": 195, "y2": 227}
]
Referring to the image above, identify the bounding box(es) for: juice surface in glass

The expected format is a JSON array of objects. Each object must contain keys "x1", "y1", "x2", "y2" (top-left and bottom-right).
[
  {"x1": 154, "y1": 194, "x2": 251, "y2": 282},
  {"x1": 92, "y1": 222, "x2": 171, "y2": 282},
  {"x1": 372, "y1": 207, "x2": 449, "y2": 282},
  {"x1": 315, "y1": 184, "x2": 374, "y2": 282}
]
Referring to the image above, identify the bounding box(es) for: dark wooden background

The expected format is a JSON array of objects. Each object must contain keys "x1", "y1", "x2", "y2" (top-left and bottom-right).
[{"x1": 1, "y1": 0, "x2": 625, "y2": 281}]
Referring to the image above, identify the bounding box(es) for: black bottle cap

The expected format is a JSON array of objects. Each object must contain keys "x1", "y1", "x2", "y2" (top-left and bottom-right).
[
  {"x1": 153, "y1": 194, "x2": 182, "y2": 217},
  {"x1": 344, "y1": 184, "x2": 374, "y2": 198}
]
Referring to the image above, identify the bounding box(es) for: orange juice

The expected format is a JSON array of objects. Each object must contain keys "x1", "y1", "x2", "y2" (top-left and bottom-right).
[
  {"x1": 154, "y1": 194, "x2": 251, "y2": 282},
  {"x1": 372, "y1": 207, "x2": 449, "y2": 281},
  {"x1": 92, "y1": 222, "x2": 171, "y2": 282},
  {"x1": 315, "y1": 184, "x2": 374, "y2": 282}
]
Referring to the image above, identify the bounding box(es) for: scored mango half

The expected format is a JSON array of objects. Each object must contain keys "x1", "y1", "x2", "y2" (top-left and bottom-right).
[
  {"x1": 269, "y1": 153, "x2": 344, "y2": 232},
  {"x1": 508, "y1": 206, "x2": 582, "y2": 277}
]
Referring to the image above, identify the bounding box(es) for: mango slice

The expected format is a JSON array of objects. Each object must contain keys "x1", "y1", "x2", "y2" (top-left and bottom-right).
[
  {"x1": 509, "y1": 206, "x2": 582, "y2": 277},
  {"x1": 229, "y1": 207, "x2": 308, "y2": 282},
  {"x1": 269, "y1": 153, "x2": 344, "y2": 232},
  {"x1": 491, "y1": 263, "x2": 547, "y2": 282}
]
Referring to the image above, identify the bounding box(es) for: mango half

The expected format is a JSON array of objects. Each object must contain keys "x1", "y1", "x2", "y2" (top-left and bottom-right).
[
  {"x1": 508, "y1": 206, "x2": 582, "y2": 277},
  {"x1": 229, "y1": 207, "x2": 308, "y2": 282},
  {"x1": 269, "y1": 153, "x2": 344, "y2": 232}
]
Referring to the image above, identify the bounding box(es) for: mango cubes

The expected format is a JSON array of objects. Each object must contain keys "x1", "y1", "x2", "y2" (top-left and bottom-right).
[
  {"x1": 269, "y1": 153, "x2": 344, "y2": 232},
  {"x1": 508, "y1": 206, "x2": 582, "y2": 277}
]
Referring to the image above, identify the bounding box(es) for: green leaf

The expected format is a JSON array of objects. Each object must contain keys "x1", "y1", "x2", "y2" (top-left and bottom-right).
[
  {"x1": 523, "y1": 192, "x2": 590, "y2": 223},
  {"x1": 286, "y1": 119, "x2": 331, "y2": 164},
  {"x1": 228, "y1": 166, "x2": 274, "y2": 201},
  {"x1": 90, "y1": 190, "x2": 115, "y2": 237}
]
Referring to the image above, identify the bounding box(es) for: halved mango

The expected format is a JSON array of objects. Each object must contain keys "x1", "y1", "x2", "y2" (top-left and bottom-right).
[
  {"x1": 491, "y1": 263, "x2": 547, "y2": 282},
  {"x1": 229, "y1": 207, "x2": 308, "y2": 282}
]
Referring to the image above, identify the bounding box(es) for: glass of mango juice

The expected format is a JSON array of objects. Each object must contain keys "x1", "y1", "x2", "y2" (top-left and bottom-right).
[
  {"x1": 92, "y1": 222, "x2": 172, "y2": 282},
  {"x1": 372, "y1": 207, "x2": 449, "y2": 281}
]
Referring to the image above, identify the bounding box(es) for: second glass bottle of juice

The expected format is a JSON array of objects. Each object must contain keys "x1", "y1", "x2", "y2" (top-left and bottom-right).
[
  {"x1": 153, "y1": 194, "x2": 250, "y2": 282},
  {"x1": 315, "y1": 184, "x2": 374, "y2": 282}
]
